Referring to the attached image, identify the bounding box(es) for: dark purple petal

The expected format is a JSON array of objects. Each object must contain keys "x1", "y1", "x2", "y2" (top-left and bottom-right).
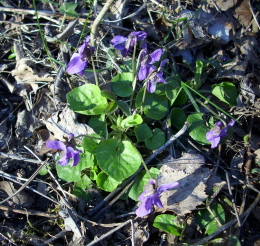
[
  {"x1": 121, "y1": 48, "x2": 131, "y2": 57},
  {"x1": 149, "y1": 49, "x2": 163, "y2": 64},
  {"x1": 46, "y1": 140, "x2": 66, "y2": 151},
  {"x1": 58, "y1": 151, "x2": 71, "y2": 166},
  {"x1": 67, "y1": 147, "x2": 82, "y2": 167},
  {"x1": 157, "y1": 182, "x2": 179, "y2": 194},
  {"x1": 69, "y1": 133, "x2": 74, "y2": 140},
  {"x1": 228, "y1": 119, "x2": 235, "y2": 126},
  {"x1": 110, "y1": 36, "x2": 127, "y2": 50},
  {"x1": 151, "y1": 192, "x2": 163, "y2": 208},
  {"x1": 66, "y1": 54, "x2": 87, "y2": 75},
  {"x1": 136, "y1": 195, "x2": 153, "y2": 217},
  {"x1": 130, "y1": 31, "x2": 147, "y2": 40},
  {"x1": 138, "y1": 65, "x2": 150, "y2": 81},
  {"x1": 160, "y1": 59, "x2": 169, "y2": 68},
  {"x1": 78, "y1": 40, "x2": 89, "y2": 56},
  {"x1": 215, "y1": 121, "x2": 223, "y2": 127},
  {"x1": 155, "y1": 71, "x2": 167, "y2": 84}
]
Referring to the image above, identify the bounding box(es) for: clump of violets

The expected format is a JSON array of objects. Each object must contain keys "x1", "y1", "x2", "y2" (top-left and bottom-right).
[
  {"x1": 66, "y1": 36, "x2": 95, "y2": 76},
  {"x1": 206, "y1": 119, "x2": 235, "y2": 148},
  {"x1": 110, "y1": 31, "x2": 147, "y2": 57},
  {"x1": 46, "y1": 133, "x2": 82, "y2": 167},
  {"x1": 138, "y1": 45, "x2": 168, "y2": 93},
  {"x1": 136, "y1": 179, "x2": 179, "y2": 217}
]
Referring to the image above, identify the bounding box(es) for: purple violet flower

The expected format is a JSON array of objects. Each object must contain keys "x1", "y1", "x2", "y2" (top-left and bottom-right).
[
  {"x1": 66, "y1": 36, "x2": 95, "y2": 76},
  {"x1": 138, "y1": 48, "x2": 163, "y2": 81},
  {"x1": 146, "y1": 59, "x2": 169, "y2": 93},
  {"x1": 110, "y1": 31, "x2": 147, "y2": 57},
  {"x1": 46, "y1": 133, "x2": 82, "y2": 167},
  {"x1": 206, "y1": 119, "x2": 235, "y2": 148},
  {"x1": 136, "y1": 179, "x2": 179, "y2": 217}
]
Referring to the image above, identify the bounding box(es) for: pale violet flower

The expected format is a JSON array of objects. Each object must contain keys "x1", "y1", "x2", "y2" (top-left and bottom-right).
[
  {"x1": 46, "y1": 133, "x2": 82, "y2": 167},
  {"x1": 146, "y1": 59, "x2": 169, "y2": 93},
  {"x1": 136, "y1": 179, "x2": 179, "y2": 217},
  {"x1": 206, "y1": 119, "x2": 235, "y2": 148},
  {"x1": 66, "y1": 36, "x2": 95, "y2": 76},
  {"x1": 110, "y1": 31, "x2": 147, "y2": 57}
]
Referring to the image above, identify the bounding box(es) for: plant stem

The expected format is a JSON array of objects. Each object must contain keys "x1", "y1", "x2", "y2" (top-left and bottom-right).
[
  {"x1": 59, "y1": 13, "x2": 66, "y2": 32},
  {"x1": 141, "y1": 84, "x2": 148, "y2": 115},
  {"x1": 91, "y1": 56, "x2": 99, "y2": 86},
  {"x1": 90, "y1": 0, "x2": 114, "y2": 47}
]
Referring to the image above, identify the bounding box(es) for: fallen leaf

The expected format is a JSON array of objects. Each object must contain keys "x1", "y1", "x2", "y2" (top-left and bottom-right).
[{"x1": 156, "y1": 152, "x2": 212, "y2": 216}]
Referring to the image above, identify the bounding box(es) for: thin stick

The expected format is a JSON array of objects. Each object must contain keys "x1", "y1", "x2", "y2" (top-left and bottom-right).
[
  {"x1": 0, "y1": 204, "x2": 57, "y2": 218},
  {"x1": 86, "y1": 220, "x2": 132, "y2": 246},
  {"x1": 90, "y1": 0, "x2": 114, "y2": 47},
  {"x1": 145, "y1": 122, "x2": 190, "y2": 164}
]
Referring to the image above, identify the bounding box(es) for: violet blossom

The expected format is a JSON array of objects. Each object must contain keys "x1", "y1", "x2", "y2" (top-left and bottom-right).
[
  {"x1": 110, "y1": 31, "x2": 147, "y2": 57},
  {"x1": 136, "y1": 179, "x2": 179, "y2": 217},
  {"x1": 46, "y1": 133, "x2": 82, "y2": 167},
  {"x1": 206, "y1": 119, "x2": 235, "y2": 148},
  {"x1": 66, "y1": 36, "x2": 95, "y2": 76},
  {"x1": 138, "y1": 48, "x2": 163, "y2": 81},
  {"x1": 145, "y1": 59, "x2": 169, "y2": 93}
]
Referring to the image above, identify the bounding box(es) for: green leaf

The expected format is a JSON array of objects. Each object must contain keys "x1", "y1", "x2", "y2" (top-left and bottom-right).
[
  {"x1": 82, "y1": 135, "x2": 101, "y2": 154},
  {"x1": 134, "y1": 123, "x2": 153, "y2": 142},
  {"x1": 128, "y1": 167, "x2": 160, "y2": 201},
  {"x1": 187, "y1": 113, "x2": 209, "y2": 145},
  {"x1": 196, "y1": 203, "x2": 225, "y2": 235},
  {"x1": 73, "y1": 175, "x2": 93, "y2": 201},
  {"x1": 117, "y1": 100, "x2": 131, "y2": 116},
  {"x1": 212, "y1": 82, "x2": 238, "y2": 107},
  {"x1": 136, "y1": 88, "x2": 168, "y2": 120},
  {"x1": 194, "y1": 59, "x2": 204, "y2": 89},
  {"x1": 105, "y1": 101, "x2": 118, "y2": 114},
  {"x1": 88, "y1": 114, "x2": 107, "y2": 139},
  {"x1": 59, "y1": 2, "x2": 77, "y2": 12},
  {"x1": 95, "y1": 139, "x2": 142, "y2": 182},
  {"x1": 56, "y1": 149, "x2": 94, "y2": 182},
  {"x1": 96, "y1": 171, "x2": 120, "y2": 192},
  {"x1": 65, "y1": 10, "x2": 78, "y2": 18},
  {"x1": 67, "y1": 84, "x2": 108, "y2": 115},
  {"x1": 145, "y1": 128, "x2": 165, "y2": 150},
  {"x1": 153, "y1": 214, "x2": 183, "y2": 236},
  {"x1": 170, "y1": 108, "x2": 187, "y2": 130},
  {"x1": 111, "y1": 72, "x2": 133, "y2": 97},
  {"x1": 181, "y1": 82, "x2": 200, "y2": 112},
  {"x1": 101, "y1": 90, "x2": 117, "y2": 101},
  {"x1": 121, "y1": 114, "x2": 143, "y2": 128},
  {"x1": 39, "y1": 165, "x2": 49, "y2": 175},
  {"x1": 8, "y1": 54, "x2": 16, "y2": 59}
]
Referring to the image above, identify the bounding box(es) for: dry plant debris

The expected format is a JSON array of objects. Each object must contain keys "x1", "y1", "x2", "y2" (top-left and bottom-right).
[{"x1": 0, "y1": 0, "x2": 260, "y2": 245}]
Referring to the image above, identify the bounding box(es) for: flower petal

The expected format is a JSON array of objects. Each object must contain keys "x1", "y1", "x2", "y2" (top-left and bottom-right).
[
  {"x1": 138, "y1": 65, "x2": 150, "y2": 81},
  {"x1": 66, "y1": 55, "x2": 87, "y2": 75},
  {"x1": 58, "y1": 151, "x2": 70, "y2": 166},
  {"x1": 46, "y1": 141, "x2": 66, "y2": 151},
  {"x1": 130, "y1": 31, "x2": 147, "y2": 40},
  {"x1": 147, "y1": 79, "x2": 157, "y2": 93},
  {"x1": 151, "y1": 192, "x2": 163, "y2": 208},
  {"x1": 228, "y1": 119, "x2": 235, "y2": 126},
  {"x1": 149, "y1": 49, "x2": 163, "y2": 64},
  {"x1": 157, "y1": 182, "x2": 179, "y2": 194},
  {"x1": 136, "y1": 195, "x2": 153, "y2": 217},
  {"x1": 110, "y1": 36, "x2": 127, "y2": 50}
]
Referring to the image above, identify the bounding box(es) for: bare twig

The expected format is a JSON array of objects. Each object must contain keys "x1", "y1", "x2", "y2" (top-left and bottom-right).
[
  {"x1": 86, "y1": 220, "x2": 132, "y2": 246},
  {"x1": 90, "y1": 0, "x2": 114, "y2": 47},
  {"x1": 0, "y1": 204, "x2": 58, "y2": 218}
]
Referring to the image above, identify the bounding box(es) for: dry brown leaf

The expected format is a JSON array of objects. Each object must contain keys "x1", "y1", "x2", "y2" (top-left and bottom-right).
[
  {"x1": 156, "y1": 152, "x2": 212, "y2": 216},
  {"x1": 233, "y1": 0, "x2": 252, "y2": 27},
  {"x1": 207, "y1": 0, "x2": 238, "y2": 11},
  {"x1": 44, "y1": 106, "x2": 95, "y2": 141},
  {"x1": 11, "y1": 58, "x2": 53, "y2": 86}
]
